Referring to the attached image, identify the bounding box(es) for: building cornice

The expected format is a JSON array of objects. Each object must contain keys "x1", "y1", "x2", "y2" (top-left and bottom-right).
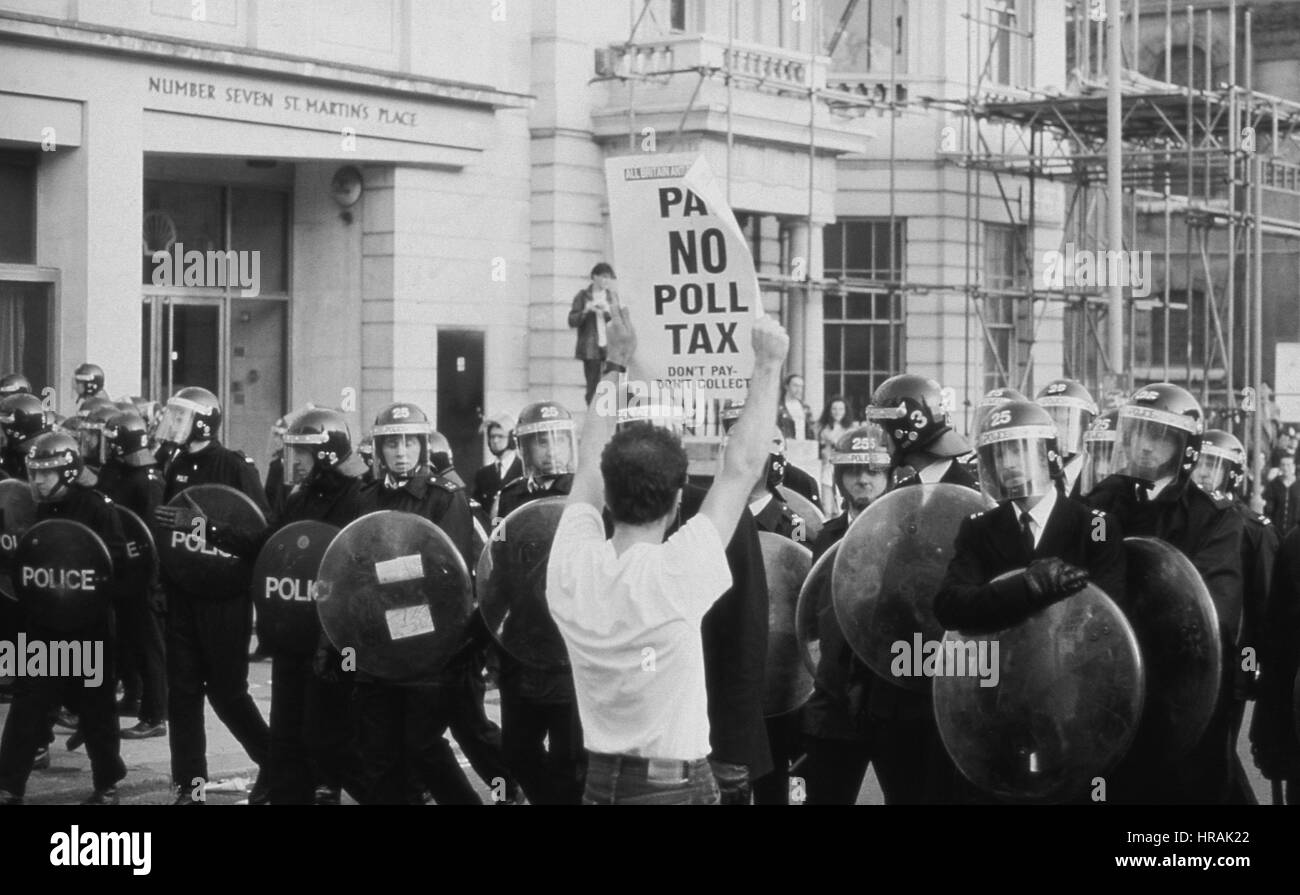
[{"x1": 0, "y1": 10, "x2": 534, "y2": 112}]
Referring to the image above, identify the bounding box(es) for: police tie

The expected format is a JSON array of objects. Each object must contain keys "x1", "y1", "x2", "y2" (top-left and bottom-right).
[{"x1": 1019, "y1": 510, "x2": 1036, "y2": 559}]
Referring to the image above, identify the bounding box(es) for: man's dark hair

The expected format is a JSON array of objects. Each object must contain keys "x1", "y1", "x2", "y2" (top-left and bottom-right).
[
  {"x1": 601, "y1": 422, "x2": 688, "y2": 525},
  {"x1": 591, "y1": 262, "x2": 615, "y2": 279}
]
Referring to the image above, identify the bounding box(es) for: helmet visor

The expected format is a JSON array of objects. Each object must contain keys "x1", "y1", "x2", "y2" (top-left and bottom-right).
[
  {"x1": 519, "y1": 429, "x2": 576, "y2": 479},
  {"x1": 1079, "y1": 437, "x2": 1116, "y2": 495},
  {"x1": 976, "y1": 432, "x2": 1055, "y2": 503},
  {"x1": 76, "y1": 422, "x2": 106, "y2": 467},
  {"x1": 1041, "y1": 403, "x2": 1091, "y2": 457},
  {"x1": 283, "y1": 445, "x2": 317, "y2": 486},
  {"x1": 1114, "y1": 416, "x2": 1190, "y2": 484},
  {"x1": 1192, "y1": 453, "x2": 1233, "y2": 497},
  {"x1": 154, "y1": 398, "x2": 202, "y2": 445}
]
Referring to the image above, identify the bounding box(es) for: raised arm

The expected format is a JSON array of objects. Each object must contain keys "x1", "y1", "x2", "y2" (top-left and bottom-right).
[
  {"x1": 567, "y1": 305, "x2": 638, "y2": 511},
  {"x1": 700, "y1": 318, "x2": 790, "y2": 545}
]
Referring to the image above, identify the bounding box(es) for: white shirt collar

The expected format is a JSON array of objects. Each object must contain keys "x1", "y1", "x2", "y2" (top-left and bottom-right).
[
  {"x1": 495, "y1": 449, "x2": 516, "y2": 472},
  {"x1": 917, "y1": 459, "x2": 952, "y2": 484},
  {"x1": 1020, "y1": 488, "x2": 1058, "y2": 546},
  {"x1": 1149, "y1": 475, "x2": 1175, "y2": 499},
  {"x1": 748, "y1": 493, "x2": 773, "y2": 518}
]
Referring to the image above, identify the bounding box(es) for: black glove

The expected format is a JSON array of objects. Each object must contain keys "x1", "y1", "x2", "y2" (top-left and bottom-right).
[
  {"x1": 1023, "y1": 558, "x2": 1088, "y2": 604},
  {"x1": 153, "y1": 504, "x2": 206, "y2": 534},
  {"x1": 709, "y1": 759, "x2": 752, "y2": 805}
]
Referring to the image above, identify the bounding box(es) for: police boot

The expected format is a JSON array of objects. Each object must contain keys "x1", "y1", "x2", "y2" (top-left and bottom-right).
[
  {"x1": 82, "y1": 786, "x2": 119, "y2": 806},
  {"x1": 32, "y1": 747, "x2": 49, "y2": 771},
  {"x1": 171, "y1": 786, "x2": 203, "y2": 806},
  {"x1": 314, "y1": 784, "x2": 342, "y2": 806},
  {"x1": 0, "y1": 789, "x2": 21, "y2": 805},
  {"x1": 247, "y1": 769, "x2": 270, "y2": 806}
]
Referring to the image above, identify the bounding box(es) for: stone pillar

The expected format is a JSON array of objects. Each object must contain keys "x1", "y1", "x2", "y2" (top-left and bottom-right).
[{"x1": 786, "y1": 219, "x2": 825, "y2": 418}]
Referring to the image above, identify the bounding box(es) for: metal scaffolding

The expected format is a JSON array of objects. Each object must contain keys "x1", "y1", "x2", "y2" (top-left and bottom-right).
[
  {"x1": 594, "y1": 0, "x2": 1300, "y2": 495},
  {"x1": 944, "y1": 0, "x2": 1300, "y2": 498}
]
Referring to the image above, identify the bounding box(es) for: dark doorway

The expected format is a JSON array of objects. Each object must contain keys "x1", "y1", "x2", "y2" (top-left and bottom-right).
[{"x1": 437, "y1": 329, "x2": 485, "y2": 486}]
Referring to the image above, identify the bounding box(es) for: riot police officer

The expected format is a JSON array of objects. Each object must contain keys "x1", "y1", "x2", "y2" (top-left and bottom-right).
[
  {"x1": 207, "y1": 408, "x2": 366, "y2": 805},
  {"x1": 1086, "y1": 383, "x2": 1245, "y2": 804},
  {"x1": 860, "y1": 374, "x2": 977, "y2": 802},
  {"x1": 800, "y1": 424, "x2": 894, "y2": 804},
  {"x1": 866, "y1": 374, "x2": 977, "y2": 489},
  {"x1": 0, "y1": 393, "x2": 51, "y2": 480},
  {"x1": 150, "y1": 386, "x2": 273, "y2": 805},
  {"x1": 492, "y1": 400, "x2": 584, "y2": 804},
  {"x1": 1195, "y1": 428, "x2": 1277, "y2": 804},
  {"x1": 1035, "y1": 379, "x2": 1098, "y2": 498},
  {"x1": 0, "y1": 373, "x2": 31, "y2": 398},
  {"x1": 741, "y1": 427, "x2": 805, "y2": 806},
  {"x1": 349, "y1": 402, "x2": 496, "y2": 805},
  {"x1": 0, "y1": 432, "x2": 127, "y2": 805},
  {"x1": 936, "y1": 401, "x2": 1125, "y2": 632},
  {"x1": 97, "y1": 412, "x2": 168, "y2": 738},
  {"x1": 73, "y1": 363, "x2": 107, "y2": 406}
]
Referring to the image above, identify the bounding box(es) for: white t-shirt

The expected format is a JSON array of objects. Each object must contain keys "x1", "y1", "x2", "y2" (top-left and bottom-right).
[{"x1": 546, "y1": 503, "x2": 734, "y2": 760}]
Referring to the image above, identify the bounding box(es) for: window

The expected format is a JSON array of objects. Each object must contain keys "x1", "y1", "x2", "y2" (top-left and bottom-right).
[
  {"x1": 982, "y1": 223, "x2": 1030, "y2": 391},
  {"x1": 0, "y1": 281, "x2": 53, "y2": 391},
  {"x1": 670, "y1": 0, "x2": 686, "y2": 32},
  {"x1": 0, "y1": 151, "x2": 37, "y2": 264},
  {"x1": 143, "y1": 180, "x2": 289, "y2": 294},
  {"x1": 988, "y1": 0, "x2": 1025, "y2": 87},
  {"x1": 823, "y1": 219, "x2": 906, "y2": 410},
  {"x1": 824, "y1": 218, "x2": 904, "y2": 281},
  {"x1": 823, "y1": 0, "x2": 907, "y2": 72}
]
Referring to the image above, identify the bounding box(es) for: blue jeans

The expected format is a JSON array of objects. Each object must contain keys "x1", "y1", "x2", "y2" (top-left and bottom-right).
[{"x1": 582, "y1": 752, "x2": 719, "y2": 805}]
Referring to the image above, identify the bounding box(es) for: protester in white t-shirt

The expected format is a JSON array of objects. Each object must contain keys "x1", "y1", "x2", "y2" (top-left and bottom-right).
[{"x1": 547, "y1": 307, "x2": 791, "y2": 805}]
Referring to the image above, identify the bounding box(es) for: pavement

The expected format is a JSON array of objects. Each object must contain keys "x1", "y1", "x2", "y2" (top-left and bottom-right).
[
  {"x1": 1, "y1": 664, "x2": 1280, "y2": 805},
  {"x1": 2, "y1": 656, "x2": 499, "y2": 806}
]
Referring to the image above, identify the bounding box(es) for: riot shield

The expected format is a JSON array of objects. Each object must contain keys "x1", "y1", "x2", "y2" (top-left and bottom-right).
[
  {"x1": 831, "y1": 483, "x2": 992, "y2": 692},
  {"x1": 0, "y1": 479, "x2": 37, "y2": 602},
  {"x1": 1294, "y1": 667, "x2": 1300, "y2": 747},
  {"x1": 795, "y1": 541, "x2": 839, "y2": 677},
  {"x1": 15, "y1": 519, "x2": 114, "y2": 632},
  {"x1": 156, "y1": 484, "x2": 268, "y2": 600},
  {"x1": 470, "y1": 515, "x2": 489, "y2": 578},
  {"x1": 759, "y1": 531, "x2": 814, "y2": 716},
  {"x1": 777, "y1": 485, "x2": 825, "y2": 544},
  {"x1": 316, "y1": 510, "x2": 473, "y2": 681},
  {"x1": 252, "y1": 520, "x2": 339, "y2": 656},
  {"x1": 1122, "y1": 536, "x2": 1222, "y2": 760},
  {"x1": 114, "y1": 505, "x2": 158, "y2": 596},
  {"x1": 933, "y1": 580, "x2": 1145, "y2": 803},
  {"x1": 476, "y1": 496, "x2": 570, "y2": 670}
]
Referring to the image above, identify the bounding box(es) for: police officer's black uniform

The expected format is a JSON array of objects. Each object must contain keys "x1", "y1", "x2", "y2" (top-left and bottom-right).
[
  {"x1": 0, "y1": 439, "x2": 127, "y2": 803},
  {"x1": 96, "y1": 442, "x2": 167, "y2": 732},
  {"x1": 154, "y1": 388, "x2": 272, "y2": 802},
  {"x1": 353, "y1": 464, "x2": 507, "y2": 804},
  {"x1": 747, "y1": 487, "x2": 804, "y2": 806},
  {"x1": 1082, "y1": 387, "x2": 1245, "y2": 804},
  {"x1": 493, "y1": 473, "x2": 585, "y2": 804}
]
